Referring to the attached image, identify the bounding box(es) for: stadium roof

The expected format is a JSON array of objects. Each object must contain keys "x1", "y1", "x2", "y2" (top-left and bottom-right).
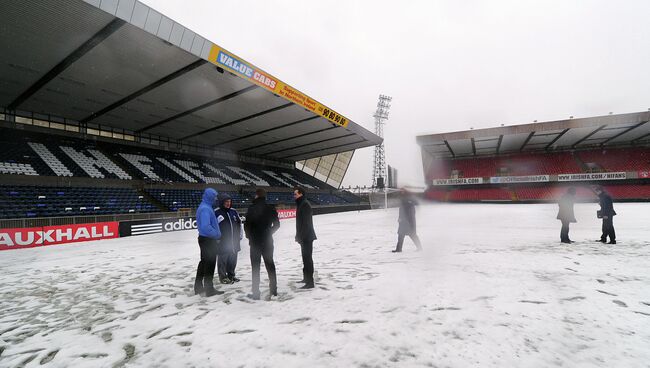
[
  {"x1": 417, "y1": 111, "x2": 650, "y2": 159},
  {"x1": 0, "y1": 0, "x2": 381, "y2": 162}
]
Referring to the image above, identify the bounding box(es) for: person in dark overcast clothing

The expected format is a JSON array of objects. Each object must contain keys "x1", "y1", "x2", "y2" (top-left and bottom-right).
[
  {"x1": 244, "y1": 188, "x2": 280, "y2": 300},
  {"x1": 393, "y1": 189, "x2": 423, "y2": 253},
  {"x1": 215, "y1": 193, "x2": 242, "y2": 284},
  {"x1": 557, "y1": 187, "x2": 577, "y2": 243},
  {"x1": 294, "y1": 187, "x2": 317, "y2": 289},
  {"x1": 593, "y1": 186, "x2": 617, "y2": 244}
]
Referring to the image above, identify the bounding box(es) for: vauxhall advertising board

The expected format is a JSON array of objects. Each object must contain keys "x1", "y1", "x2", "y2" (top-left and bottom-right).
[
  {"x1": 0, "y1": 222, "x2": 119, "y2": 251},
  {"x1": 207, "y1": 45, "x2": 349, "y2": 128}
]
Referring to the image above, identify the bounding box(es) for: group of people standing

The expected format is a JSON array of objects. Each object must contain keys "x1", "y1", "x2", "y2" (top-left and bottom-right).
[
  {"x1": 194, "y1": 187, "x2": 316, "y2": 300},
  {"x1": 557, "y1": 185, "x2": 617, "y2": 244}
]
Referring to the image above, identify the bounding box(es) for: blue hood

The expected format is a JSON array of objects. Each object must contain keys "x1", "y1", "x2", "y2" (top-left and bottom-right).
[{"x1": 202, "y1": 188, "x2": 218, "y2": 207}]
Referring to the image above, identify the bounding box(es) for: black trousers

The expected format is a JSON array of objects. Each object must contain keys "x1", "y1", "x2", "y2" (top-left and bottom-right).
[
  {"x1": 195, "y1": 236, "x2": 218, "y2": 292},
  {"x1": 217, "y1": 252, "x2": 238, "y2": 280},
  {"x1": 560, "y1": 220, "x2": 571, "y2": 242},
  {"x1": 300, "y1": 240, "x2": 314, "y2": 285},
  {"x1": 601, "y1": 217, "x2": 616, "y2": 242},
  {"x1": 250, "y1": 243, "x2": 277, "y2": 296},
  {"x1": 395, "y1": 232, "x2": 422, "y2": 251}
]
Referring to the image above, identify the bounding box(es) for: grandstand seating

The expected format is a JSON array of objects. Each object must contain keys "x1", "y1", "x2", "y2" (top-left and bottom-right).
[
  {"x1": 578, "y1": 148, "x2": 650, "y2": 172},
  {"x1": 513, "y1": 185, "x2": 596, "y2": 201},
  {"x1": 427, "y1": 184, "x2": 650, "y2": 202},
  {"x1": 601, "y1": 184, "x2": 650, "y2": 199},
  {"x1": 145, "y1": 189, "x2": 248, "y2": 211},
  {"x1": 0, "y1": 185, "x2": 157, "y2": 219},
  {"x1": 427, "y1": 148, "x2": 649, "y2": 179},
  {"x1": 500, "y1": 152, "x2": 581, "y2": 176},
  {"x1": 0, "y1": 127, "x2": 328, "y2": 189},
  {"x1": 447, "y1": 187, "x2": 512, "y2": 201},
  {"x1": 0, "y1": 127, "x2": 365, "y2": 219}
]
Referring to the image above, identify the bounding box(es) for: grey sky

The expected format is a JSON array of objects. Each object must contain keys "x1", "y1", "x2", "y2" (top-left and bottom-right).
[{"x1": 141, "y1": 0, "x2": 650, "y2": 187}]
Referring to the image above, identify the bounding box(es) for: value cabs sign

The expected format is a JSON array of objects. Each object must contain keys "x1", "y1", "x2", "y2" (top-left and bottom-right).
[{"x1": 208, "y1": 45, "x2": 349, "y2": 128}]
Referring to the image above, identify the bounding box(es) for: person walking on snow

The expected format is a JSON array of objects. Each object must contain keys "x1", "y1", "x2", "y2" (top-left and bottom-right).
[
  {"x1": 294, "y1": 187, "x2": 317, "y2": 289},
  {"x1": 215, "y1": 193, "x2": 243, "y2": 284},
  {"x1": 557, "y1": 187, "x2": 577, "y2": 244},
  {"x1": 392, "y1": 189, "x2": 423, "y2": 253},
  {"x1": 194, "y1": 188, "x2": 224, "y2": 297}
]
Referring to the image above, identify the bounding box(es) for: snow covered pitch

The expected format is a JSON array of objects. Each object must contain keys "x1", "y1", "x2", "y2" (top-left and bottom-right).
[{"x1": 1, "y1": 203, "x2": 649, "y2": 367}]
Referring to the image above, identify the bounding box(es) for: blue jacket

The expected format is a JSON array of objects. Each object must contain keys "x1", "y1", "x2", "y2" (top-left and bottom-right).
[
  {"x1": 196, "y1": 188, "x2": 221, "y2": 239},
  {"x1": 215, "y1": 206, "x2": 242, "y2": 253}
]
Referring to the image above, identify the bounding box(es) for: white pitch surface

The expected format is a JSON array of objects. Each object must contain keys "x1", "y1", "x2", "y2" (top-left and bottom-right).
[{"x1": 1, "y1": 203, "x2": 649, "y2": 367}]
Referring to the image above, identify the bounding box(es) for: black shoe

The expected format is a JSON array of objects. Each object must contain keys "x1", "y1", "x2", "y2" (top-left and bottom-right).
[
  {"x1": 247, "y1": 293, "x2": 260, "y2": 300},
  {"x1": 194, "y1": 288, "x2": 203, "y2": 295},
  {"x1": 299, "y1": 284, "x2": 314, "y2": 289},
  {"x1": 205, "y1": 288, "x2": 224, "y2": 297},
  {"x1": 298, "y1": 279, "x2": 306, "y2": 283},
  {"x1": 270, "y1": 288, "x2": 278, "y2": 296},
  {"x1": 392, "y1": 249, "x2": 402, "y2": 253},
  {"x1": 608, "y1": 240, "x2": 616, "y2": 244},
  {"x1": 230, "y1": 276, "x2": 240, "y2": 283},
  {"x1": 220, "y1": 278, "x2": 233, "y2": 284},
  {"x1": 561, "y1": 240, "x2": 571, "y2": 244}
]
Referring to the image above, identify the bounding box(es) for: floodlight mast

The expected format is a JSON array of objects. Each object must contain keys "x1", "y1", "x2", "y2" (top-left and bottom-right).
[{"x1": 371, "y1": 94, "x2": 392, "y2": 192}]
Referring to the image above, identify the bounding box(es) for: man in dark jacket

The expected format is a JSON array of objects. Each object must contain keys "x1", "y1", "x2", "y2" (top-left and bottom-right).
[
  {"x1": 393, "y1": 189, "x2": 423, "y2": 252},
  {"x1": 593, "y1": 186, "x2": 617, "y2": 244},
  {"x1": 557, "y1": 187, "x2": 577, "y2": 243},
  {"x1": 293, "y1": 187, "x2": 317, "y2": 289},
  {"x1": 194, "y1": 188, "x2": 224, "y2": 297},
  {"x1": 215, "y1": 193, "x2": 243, "y2": 284},
  {"x1": 244, "y1": 188, "x2": 280, "y2": 300}
]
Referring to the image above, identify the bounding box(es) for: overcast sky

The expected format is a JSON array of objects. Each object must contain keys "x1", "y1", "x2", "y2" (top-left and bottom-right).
[{"x1": 142, "y1": 0, "x2": 650, "y2": 187}]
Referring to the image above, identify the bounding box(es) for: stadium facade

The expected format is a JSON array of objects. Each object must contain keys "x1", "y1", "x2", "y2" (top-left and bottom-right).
[
  {"x1": 0, "y1": 0, "x2": 381, "y2": 248},
  {"x1": 417, "y1": 111, "x2": 650, "y2": 202}
]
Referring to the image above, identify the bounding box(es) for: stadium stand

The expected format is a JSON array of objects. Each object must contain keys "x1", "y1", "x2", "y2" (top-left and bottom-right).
[
  {"x1": 431, "y1": 151, "x2": 584, "y2": 179},
  {"x1": 578, "y1": 148, "x2": 650, "y2": 172},
  {"x1": 0, "y1": 185, "x2": 157, "y2": 219},
  {"x1": 447, "y1": 187, "x2": 512, "y2": 202},
  {"x1": 0, "y1": 128, "x2": 329, "y2": 189},
  {"x1": 145, "y1": 189, "x2": 247, "y2": 212},
  {"x1": 0, "y1": 128, "x2": 359, "y2": 219},
  {"x1": 419, "y1": 112, "x2": 650, "y2": 203}
]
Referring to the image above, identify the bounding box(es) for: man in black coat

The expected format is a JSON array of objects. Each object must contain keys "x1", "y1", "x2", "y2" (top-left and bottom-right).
[
  {"x1": 557, "y1": 187, "x2": 577, "y2": 243},
  {"x1": 293, "y1": 187, "x2": 317, "y2": 289},
  {"x1": 593, "y1": 186, "x2": 617, "y2": 244},
  {"x1": 244, "y1": 188, "x2": 280, "y2": 300},
  {"x1": 215, "y1": 193, "x2": 243, "y2": 284},
  {"x1": 392, "y1": 189, "x2": 423, "y2": 252}
]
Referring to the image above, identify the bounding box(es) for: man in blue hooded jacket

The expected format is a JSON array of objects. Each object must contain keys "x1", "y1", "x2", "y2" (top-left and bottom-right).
[{"x1": 194, "y1": 188, "x2": 223, "y2": 297}]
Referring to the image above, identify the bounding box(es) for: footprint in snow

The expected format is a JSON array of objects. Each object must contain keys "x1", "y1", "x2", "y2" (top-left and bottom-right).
[
  {"x1": 561, "y1": 296, "x2": 586, "y2": 302},
  {"x1": 597, "y1": 290, "x2": 617, "y2": 296}
]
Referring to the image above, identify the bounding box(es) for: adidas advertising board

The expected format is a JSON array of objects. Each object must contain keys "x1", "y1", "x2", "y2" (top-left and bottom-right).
[{"x1": 119, "y1": 217, "x2": 198, "y2": 237}]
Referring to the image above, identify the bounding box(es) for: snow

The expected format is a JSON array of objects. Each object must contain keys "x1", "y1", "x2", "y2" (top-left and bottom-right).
[{"x1": 1, "y1": 203, "x2": 649, "y2": 367}]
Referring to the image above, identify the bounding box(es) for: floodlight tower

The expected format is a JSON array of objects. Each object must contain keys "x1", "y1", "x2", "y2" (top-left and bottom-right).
[{"x1": 371, "y1": 94, "x2": 392, "y2": 189}]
